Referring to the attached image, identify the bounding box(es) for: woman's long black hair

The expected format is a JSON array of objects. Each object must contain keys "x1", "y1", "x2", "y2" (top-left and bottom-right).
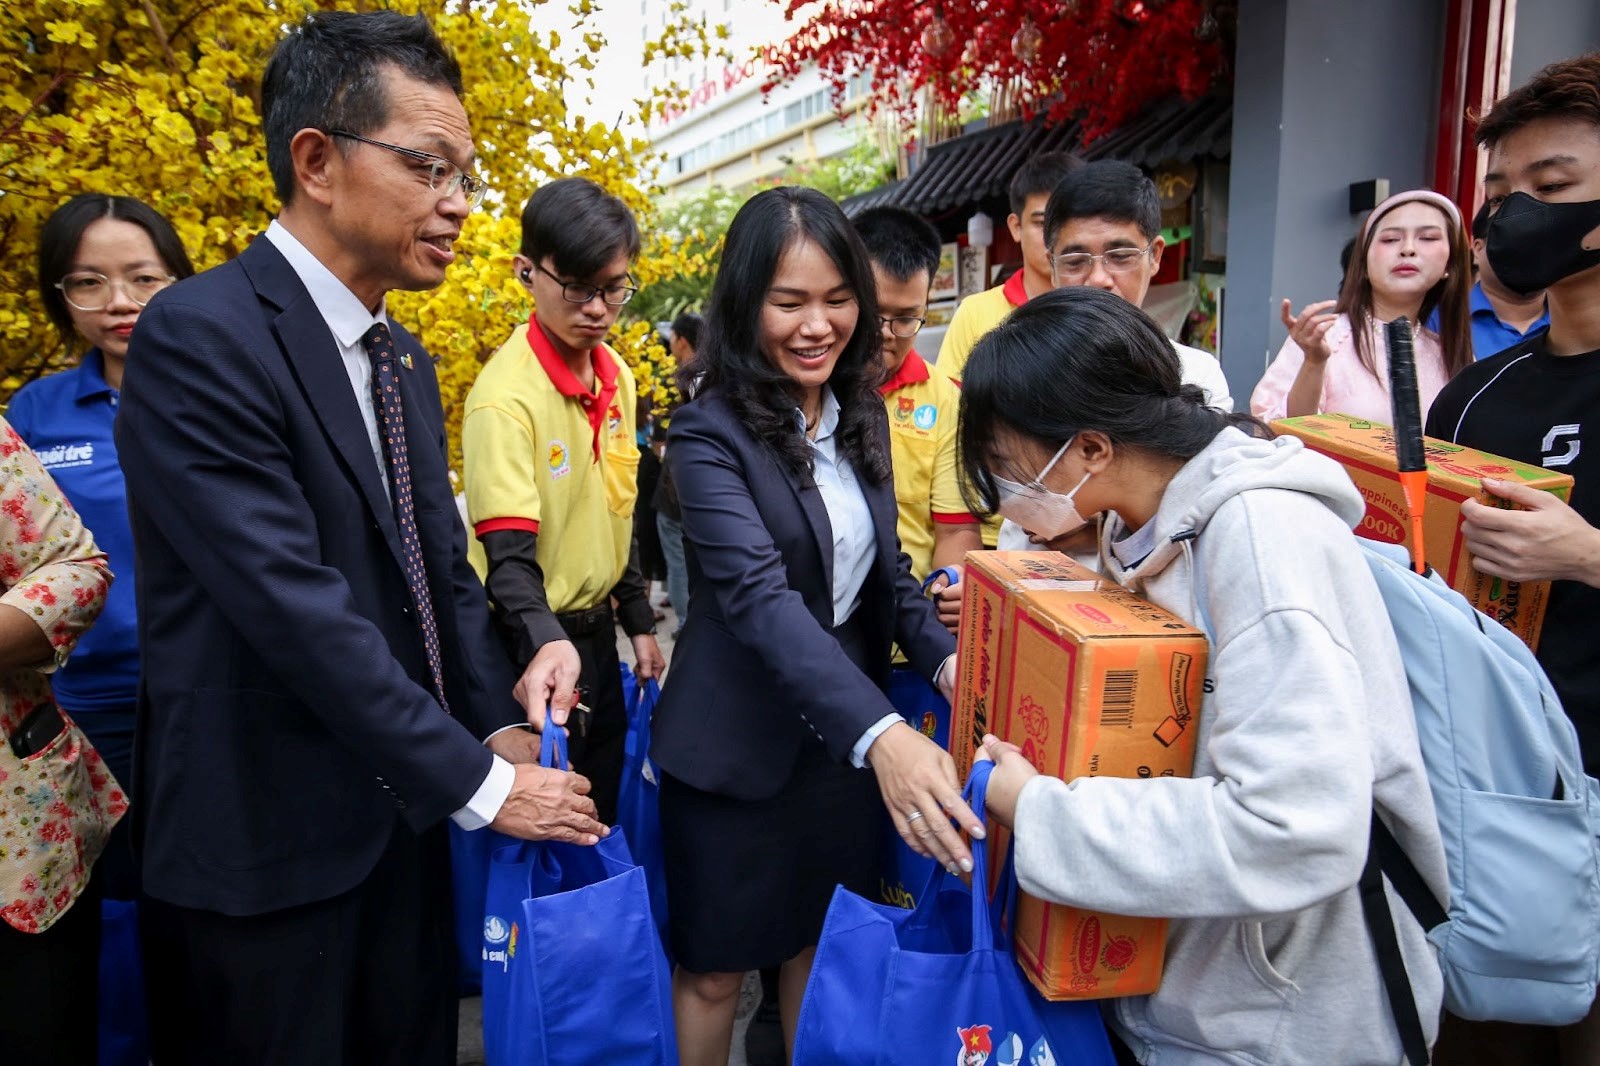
[
  {"x1": 686, "y1": 185, "x2": 891, "y2": 483},
  {"x1": 958, "y1": 287, "x2": 1269, "y2": 515}
]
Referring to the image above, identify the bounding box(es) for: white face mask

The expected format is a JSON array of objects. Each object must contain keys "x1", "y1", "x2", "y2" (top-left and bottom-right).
[{"x1": 993, "y1": 437, "x2": 1094, "y2": 541}]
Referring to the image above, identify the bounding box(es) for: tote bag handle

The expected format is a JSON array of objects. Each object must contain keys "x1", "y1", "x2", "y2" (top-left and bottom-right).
[
  {"x1": 540, "y1": 720, "x2": 569, "y2": 772},
  {"x1": 962, "y1": 759, "x2": 998, "y2": 952}
]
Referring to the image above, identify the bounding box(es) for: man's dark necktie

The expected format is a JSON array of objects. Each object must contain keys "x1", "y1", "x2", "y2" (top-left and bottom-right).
[{"x1": 362, "y1": 321, "x2": 450, "y2": 712}]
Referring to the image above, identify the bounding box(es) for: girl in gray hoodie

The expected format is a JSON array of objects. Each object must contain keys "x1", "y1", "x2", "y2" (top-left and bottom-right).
[{"x1": 957, "y1": 287, "x2": 1448, "y2": 1065}]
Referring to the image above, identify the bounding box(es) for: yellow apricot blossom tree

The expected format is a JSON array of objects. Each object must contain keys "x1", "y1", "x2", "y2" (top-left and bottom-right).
[{"x1": 1, "y1": 0, "x2": 719, "y2": 467}]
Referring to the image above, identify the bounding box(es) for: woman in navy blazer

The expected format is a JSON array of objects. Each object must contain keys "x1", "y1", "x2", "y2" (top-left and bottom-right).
[{"x1": 652, "y1": 187, "x2": 980, "y2": 1064}]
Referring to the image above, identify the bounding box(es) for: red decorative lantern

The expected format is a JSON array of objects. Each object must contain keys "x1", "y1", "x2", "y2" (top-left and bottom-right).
[
  {"x1": 1012, "y1": 15, "x2": 1044, "y2": 64},
  {"x1": 921, "y1": 7, "x2": 956, "y2": 57}
]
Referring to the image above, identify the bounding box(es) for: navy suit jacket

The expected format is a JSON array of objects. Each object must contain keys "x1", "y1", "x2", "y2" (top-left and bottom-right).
[
  {"x1": 651, "y1": 388, "x2": 955, "y2": 800},
  {"x1": 116, "y1": 236, "x2": 523, "y2": 916}
]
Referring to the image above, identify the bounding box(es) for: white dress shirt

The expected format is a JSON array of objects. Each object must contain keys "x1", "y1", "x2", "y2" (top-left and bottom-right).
[
  {"x1": 263, "y1": 221, "x2": 514, "y2": 830},
  {"x1": 805, "y1": 389, "x2": 876, "y2": 627}
]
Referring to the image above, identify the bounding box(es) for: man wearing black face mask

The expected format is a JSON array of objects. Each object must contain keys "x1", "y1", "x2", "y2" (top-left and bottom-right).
[{"x1": 1426, "y1": 50, "x2": 1600, "y2": 1065}]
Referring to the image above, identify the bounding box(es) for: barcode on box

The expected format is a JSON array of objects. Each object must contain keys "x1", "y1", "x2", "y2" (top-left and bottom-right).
[{"x1": 1101, "y1": 669, "x2": 1137, "y2": 727}]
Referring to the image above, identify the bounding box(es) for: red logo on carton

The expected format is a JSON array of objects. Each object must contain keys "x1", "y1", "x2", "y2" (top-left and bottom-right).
[
  {"x1": 1355, "y1": 484, "x2": 1408, "y2": 544},
  {"x1": 1073, "y1": 603, "x2": 1112, "y2": 625},
  {"x1": 1072, "y1": 603, "x2": 1127, "y2": 630},
  {"x1": 1102, "y1": 933, "x2": 1138, "y2": 972},
  {"x1": 1018, "y1": 695, "x2": 1049, "y2": 744},
  {"x1": 1076, "y1": 916, "x2": 1102, "y2": 975},
  {"x1": 1018, "y1": 695, "x2": 1049, "y2": 766}
]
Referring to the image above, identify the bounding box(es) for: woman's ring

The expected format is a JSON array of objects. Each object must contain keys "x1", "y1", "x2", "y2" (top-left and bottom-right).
[{"x1": 906, "y1": 809, "x2": 924, "y2": 822}]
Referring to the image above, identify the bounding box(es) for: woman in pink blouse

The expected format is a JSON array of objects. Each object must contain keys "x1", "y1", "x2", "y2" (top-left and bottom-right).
[
  {"x1": 0, "y1": 416, "x2": 122, "y2": 1065},
  {"x1": 1251, "y1": 189, "x2": 1474, "y2": 424}
]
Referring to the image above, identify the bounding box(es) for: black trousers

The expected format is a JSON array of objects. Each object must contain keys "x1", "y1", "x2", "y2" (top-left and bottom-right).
[
  {"x1": 0, "y1": 873, "x2": 102, "y2": 1066},
  {"x1": 561, "y1": 610, "x2": 628, "y2": 827},
  {"x1": 142, "y1": 821, "x2": 456, "y2": 1066}
]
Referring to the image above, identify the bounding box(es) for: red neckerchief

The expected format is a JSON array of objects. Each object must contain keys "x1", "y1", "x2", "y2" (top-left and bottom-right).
[
  {"x1": 527, "y1": 320, "x2": 620, "y2": 462},
  {"x1": 879, "y1": 351, "x2": 932, "y2": 396},
  {"x1": 1002, "y1": 268, "x2": 1030, "y2": 307}
]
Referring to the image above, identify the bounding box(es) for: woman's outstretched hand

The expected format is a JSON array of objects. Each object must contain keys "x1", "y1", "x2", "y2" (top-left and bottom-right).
[{"x1": 870, "y1": 722, "x2": 985, "y2": 874}]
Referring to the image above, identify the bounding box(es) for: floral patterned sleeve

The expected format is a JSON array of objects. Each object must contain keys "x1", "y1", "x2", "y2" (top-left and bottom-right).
[{"x1": 0, "y1": 417, "x2": 112, "y2": 672}]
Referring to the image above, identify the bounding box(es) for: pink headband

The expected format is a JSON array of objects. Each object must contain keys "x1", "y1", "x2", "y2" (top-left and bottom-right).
[{"x1": 1361, "y1": 189, "x2": 1465, "y2": 242}]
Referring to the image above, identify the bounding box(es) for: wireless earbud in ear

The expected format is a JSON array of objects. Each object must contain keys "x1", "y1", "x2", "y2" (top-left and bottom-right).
[{"x1": 520, "y1": 270, "x2": 531, "y2": 282}]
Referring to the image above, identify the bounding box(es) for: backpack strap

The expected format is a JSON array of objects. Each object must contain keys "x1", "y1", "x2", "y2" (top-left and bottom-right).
[
  {"x1": 1360, "y1": 813, "x2": 1438, "y2": 1066},
  {"x1": 1372, "y1": 813, "x2": 1449, "y2": 932}
]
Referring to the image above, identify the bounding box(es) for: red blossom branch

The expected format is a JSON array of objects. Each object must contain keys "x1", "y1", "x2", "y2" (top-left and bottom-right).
[{"x1": 768, "y1": 0, "x2": 1232, "y2": 140}]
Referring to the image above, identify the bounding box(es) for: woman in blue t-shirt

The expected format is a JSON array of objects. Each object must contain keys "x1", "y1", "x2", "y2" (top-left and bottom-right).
[{"x1": 7, "y1": 194, "x2": 193, "y2": 899}]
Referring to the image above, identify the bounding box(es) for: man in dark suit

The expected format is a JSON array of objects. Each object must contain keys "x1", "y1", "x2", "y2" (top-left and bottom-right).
[{"x1": 115, "y1": 12, "x2": 605, "y2": 1064}]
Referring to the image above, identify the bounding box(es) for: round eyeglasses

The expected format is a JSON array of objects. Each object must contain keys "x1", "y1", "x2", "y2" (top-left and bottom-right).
[
  {"x1": 54, "y1": 271, "x2": 176, "y2": 312},
  {"x1": 536, "y1": 263, "x2": 638, "y2": 306},
  {"x1": 879, "y1": 314, "x2": 926, "y2": 339},
  {"x1": 1050, "y1": 243, "x2": 1155, "y2": 281},
  {"x1": 326, "y1": 129, "x2": 488, "y2": 210}
]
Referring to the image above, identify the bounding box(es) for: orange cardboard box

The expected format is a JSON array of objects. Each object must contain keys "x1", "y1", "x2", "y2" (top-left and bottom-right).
[
  {"x1": 949, "y1": 551, "x2": 1091, "y2": 780},
  {"x1": 950, "y1": 552, "x2": 1208, "y2": 1001},
  {"x1": 1272, "y1": 414, "x2": 1574, "y2": 649}
]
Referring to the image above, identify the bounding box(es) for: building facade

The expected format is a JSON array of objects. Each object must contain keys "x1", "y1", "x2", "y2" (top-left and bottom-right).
[{"x1": 642, "y1": 0, "x2": 875, "y2": 192}]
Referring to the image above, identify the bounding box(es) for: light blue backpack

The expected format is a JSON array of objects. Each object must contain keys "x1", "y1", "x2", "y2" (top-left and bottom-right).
[
  {"x1": 1355, "y1": 540, "x2": 1600, "y2": 1032},
  {"x1": 1188, "y1": 533, "x2": 1600, "y2": 1061}
]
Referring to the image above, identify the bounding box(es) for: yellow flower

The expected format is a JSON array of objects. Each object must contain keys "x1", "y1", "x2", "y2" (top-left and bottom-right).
[
  {"x1": 2, "y1": 0, "x2": 720, "y2": 476},
  {"x1": 44, "y1": 20, "x2": 85, "y2": 45}
]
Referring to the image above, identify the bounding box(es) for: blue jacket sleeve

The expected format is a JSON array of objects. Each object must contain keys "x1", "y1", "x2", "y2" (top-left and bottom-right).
[
  {"x1": 419, "y1": 366, "x2": 524, "y2": 740},
  {"x1": 115, "y1": 296, "x2": 493, "y2": 829}
]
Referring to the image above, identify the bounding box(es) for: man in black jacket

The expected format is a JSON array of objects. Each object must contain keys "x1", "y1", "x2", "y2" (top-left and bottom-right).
[{"x1": 1424, "y1": 48, "x2": 1600, "y2": 1066}]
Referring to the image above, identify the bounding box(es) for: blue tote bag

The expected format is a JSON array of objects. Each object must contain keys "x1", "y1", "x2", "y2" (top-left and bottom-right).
[
  {"x1": 97, "y1": 898, "x2": 148, "y2": 1066},
  {"x1": 794, "y1": 759, "x2": 1115, "y2": 1066},
  {"x1": 451, "y1": 820, "x2": 515, "y2": 994},
  {"x1": 616, "y1": 669, "x2": 670, "y2": 951},
  {"x1": 457, "y1": 675, "x2": 635, "y2": 995},
  {"x1": 619, "y1": 660, "x2": 639, "y2": 717},
  {"x1": 480, "y1": 725, "x2": 678, "y2": 1066},
  {"x1": 881, "y1": 668, "x2": 952, "y2": 910}
]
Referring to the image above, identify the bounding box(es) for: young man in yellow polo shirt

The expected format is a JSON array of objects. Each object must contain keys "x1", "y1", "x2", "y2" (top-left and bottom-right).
[
  {"x1": 935, "y1": 151, "x2": 1081, "y2": 383},
  {"x1": 463, "y1": 177, "x2": 664, "y2": 824},
  {"x1": 935, "y1": 152, "x2": 1080, "y2": 549},
  {"x1": 853, "y1": 207, "x2": 981, "y2": 584}
]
